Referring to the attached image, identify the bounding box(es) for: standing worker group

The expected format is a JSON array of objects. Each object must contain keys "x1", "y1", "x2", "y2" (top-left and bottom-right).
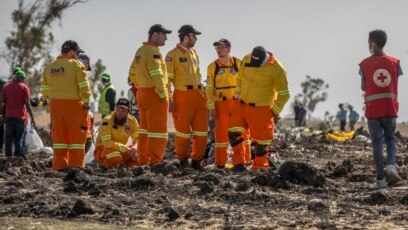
[
  {"x1": 128, "y1": 24, "x2": 171, "y2": 165},
  {"x1": 206, "y1": 38, "x2": 251, "y2": 168},
  {"x1": 228, "y1": 46, "x2": 290, "y2": 171},
  {"x1": 166, "y1": 25, "x2": 208, "y2": 170},
  {"x1": 42, "y1": 40, "x2": 91, "y2": 171}
]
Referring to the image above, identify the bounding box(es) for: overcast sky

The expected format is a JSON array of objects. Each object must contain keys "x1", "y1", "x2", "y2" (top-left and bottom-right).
[{"x1": 1, "y1": 0, "x2": 407, "y2": 121}]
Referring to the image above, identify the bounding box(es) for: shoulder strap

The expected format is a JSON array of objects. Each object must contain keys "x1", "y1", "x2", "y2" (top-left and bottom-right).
[
  {"x1": 232, "y1": 57, "x2": 238, "y2": 72},
  {"x1": 213, "y1": 61, "x2": 220, "y2": 90}
]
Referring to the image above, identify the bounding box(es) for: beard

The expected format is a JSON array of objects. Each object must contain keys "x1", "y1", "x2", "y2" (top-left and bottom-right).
[{"x1": 114, "y1": 116, "x2": 127, "y2": 126}]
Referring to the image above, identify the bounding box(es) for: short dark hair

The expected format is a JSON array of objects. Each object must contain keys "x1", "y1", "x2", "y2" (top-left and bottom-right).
[{"x1": 369, "y1": 30, "x2": 387, "y2": 48}]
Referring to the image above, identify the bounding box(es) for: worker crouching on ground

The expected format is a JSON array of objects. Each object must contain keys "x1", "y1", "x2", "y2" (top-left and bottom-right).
[
  {"x1": 228, "y1": 46, "x2": 290, "y2": 172},
  {"x1": 94, "y1": 98, "x2": 139, "y2": 169}
]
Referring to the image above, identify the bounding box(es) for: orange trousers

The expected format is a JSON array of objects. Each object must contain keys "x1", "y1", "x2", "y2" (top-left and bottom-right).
[
  {"x1": 228, "y1": 102, "x2": 274, "y2": 169},
  {"x1": 173, "y1": 89, "x2": 208, "y2": 161},
  {"x1": 214, "y1": 100, "x2": 251, "y2": 167},
  {"x1": 94, "y1": 146, "x2": 138, "y2": 169},
  {"x1": 50, "y1": 99, "x2": 88, "y2": 171},
  {"x1": 137, "y1": 88, "x2": 168, "y2": 165}
]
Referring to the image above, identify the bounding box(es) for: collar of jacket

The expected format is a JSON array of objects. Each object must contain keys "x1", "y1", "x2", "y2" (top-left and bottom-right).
[
  {"x1": 216, "y1": 55, "x2": 235, "y2": 66},
  {"x1": 177, "y1": 44, "x2": 192, "y2": 54},
  {"x1": 143, "y1": 42, "x2": 158, "y2": 47}
]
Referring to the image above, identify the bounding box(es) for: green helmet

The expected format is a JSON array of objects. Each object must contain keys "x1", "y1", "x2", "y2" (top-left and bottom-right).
[
  {"x1": 101, "y1": 73, "x2": 111, "y2": 81},
  {"x1": 15, "y1": 70, "x2": 26, "y2": 79}
]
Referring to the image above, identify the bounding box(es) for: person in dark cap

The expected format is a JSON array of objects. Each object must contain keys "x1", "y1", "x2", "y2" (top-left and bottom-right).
[
  {"x1": 165, "y1": 24, "x2": 207, "y2": 171},
  {"x1": 42, "y1": 40, "x2": 91, "y2": 171},
  {"x1": 205, "y1": 38, "x2": 251, "y2": 168},
  {"x1": 128, "y1": 24, "x2": 171, "y2": 166},
  {"x1": 93, "y1": 98, "x2": 139, "y2": 169},
  {"x1": 78, "y1": 53, "x2": 92, "y2": 71},
  {"x1": 227, "y1": 46, "x2": 290, "y2": 172}
]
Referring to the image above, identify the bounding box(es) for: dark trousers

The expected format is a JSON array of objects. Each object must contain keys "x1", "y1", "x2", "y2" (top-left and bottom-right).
[
  {"x1": 5, "y1": 117, "x2": 26, "y2": 159},
  {"x1": 340, "y1": 120, "x2": 346, "y2": 132},
  {"x1": 0, "y1": 124, "x2": 4, "y2": 152}
]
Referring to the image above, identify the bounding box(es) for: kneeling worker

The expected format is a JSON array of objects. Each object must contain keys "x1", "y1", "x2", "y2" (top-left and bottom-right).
[{"x1": 94, "y1": 98, "x2": 139, "y2": 169}]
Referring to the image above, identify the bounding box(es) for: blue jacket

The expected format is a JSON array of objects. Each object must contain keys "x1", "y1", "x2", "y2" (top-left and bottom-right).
[
  {"x1": 349, "y1": 110, "x2": 359, "y2": 122},
  {"x1": 337, "y1": 108, "x2": 347, "y2": 121}
]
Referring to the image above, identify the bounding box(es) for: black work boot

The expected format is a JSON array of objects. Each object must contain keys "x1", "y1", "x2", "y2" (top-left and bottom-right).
[
  {"x1": 231, "y1": 164, "x2": 247, "y2": 173},
  {"x1": 178, "y1": 158, "x2": 189, "y2": 169},
  {"x1": 191, "y1": 160, "x2": 205, "y2": 171}
]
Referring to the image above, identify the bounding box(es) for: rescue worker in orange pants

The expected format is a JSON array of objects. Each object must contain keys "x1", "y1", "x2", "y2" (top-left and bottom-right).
[
  {"x1": 42, "y1": 40, "x2": 91, "y2": 171},
  {"x1": 94, "y1": 98, "x2": 139, "y2": 169},
  {"x1": 166, "y1": 25, "x2": 208, "y2": 170},
  {"x1": 228, "y1": 46, "x2": 290, "y2": 172},
  {"x1": 206, "y1": 38, "x2": 251, "y2": 168},
  {"x1": 78, "y1": 53, "x2": 94, "y2": 153},
  {"x1": 128, "y1": 24, "x2": 171, "y2": 165}
]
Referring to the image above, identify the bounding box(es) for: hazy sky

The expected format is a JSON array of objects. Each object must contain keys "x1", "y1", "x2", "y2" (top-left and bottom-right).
[{"x1": 1, "y1": 0, "x2": 407, "y2": 121}]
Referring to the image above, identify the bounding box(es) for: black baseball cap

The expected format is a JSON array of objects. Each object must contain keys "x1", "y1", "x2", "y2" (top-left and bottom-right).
[
  {"x1": 78, "y1": 53, "x2": 92, "y2": 71},
  {"x1": 178, "y1": 25, "x2": 201, "y2": 36},
  {"x1": 250, "y1": 46, "x2": 266, "y2": 67},
  {"x1": 213, "y1": 38, "x2": 231, "y2": 48},
  {"x1": 61, "y1": 40, "x2": 84, "y2": 53},
  {"x1": 116, "y1": 98, "x2": 131, "y2": 111},
  {"x1": 148, "y1": 24, "x2": 172, "y2": 35}
]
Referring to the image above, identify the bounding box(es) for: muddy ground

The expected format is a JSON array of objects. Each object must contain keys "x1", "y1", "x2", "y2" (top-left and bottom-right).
[{"x1": 1, "y1": 128, "x2": 408, "y2": 229}]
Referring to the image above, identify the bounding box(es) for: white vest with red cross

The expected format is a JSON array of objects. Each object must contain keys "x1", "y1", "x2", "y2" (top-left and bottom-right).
[{"x1": 360, "y1": 54, "x2": 400, "y2": 119}]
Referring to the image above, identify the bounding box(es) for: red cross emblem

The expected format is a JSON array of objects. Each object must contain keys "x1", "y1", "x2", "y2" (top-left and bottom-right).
[{"x1": 373, "y1": 69, "x2": 391, "y2": 87}]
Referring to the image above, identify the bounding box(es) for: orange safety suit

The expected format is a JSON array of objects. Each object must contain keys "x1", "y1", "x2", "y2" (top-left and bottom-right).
[
  {"x1": 228, "y1": 52, "x2": 290, "y2": 169},
  {"x1": 94, "y1": 112, "x2": 139, "y2": 169},
  {"x1": 166, "y1": 44, "x2": 208, "y2": 161},
  {"x1": 42, "y1": 56, "x2": 91, "y2": 171},
  {"x1": 128, "y1": 42, "x2": 168, "y2": 165},
  {"x1": 206, "y1": 56, "x2": 251, "y2": 167}
]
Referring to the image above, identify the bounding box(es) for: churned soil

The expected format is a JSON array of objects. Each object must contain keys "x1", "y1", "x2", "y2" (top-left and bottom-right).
[{"x1": 1, "y1": 130, "x2": 408, "y2": 229}]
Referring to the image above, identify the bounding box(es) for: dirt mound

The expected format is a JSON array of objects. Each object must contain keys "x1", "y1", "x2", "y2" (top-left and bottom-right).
[
  {"x1": 278, "y1": 161, "x2": 326, "y2": 187},
  {"x1": 1, "y1": 132, "x2": 408, "y2": 228}
]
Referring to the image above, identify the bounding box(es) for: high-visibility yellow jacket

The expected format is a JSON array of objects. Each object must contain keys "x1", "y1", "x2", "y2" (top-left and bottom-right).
[
  {"x1": 166, "y1": 44, "x2": 202, "y2": 96},
  {"x1": 128, "y1": 42, "x2": 168, "y2": 99},
  {"x1": 42, "y1": 56, "x2": 91, "y2": 102},
  {"x1": 95, "y1": 112, "x2": 139, "y2": 154},
  {"x1": 237, "y1": 52, "x2": 290, "y2": 115},
  {"x1": 206, "y1": 56, "x2": 241, "y2": 110}
]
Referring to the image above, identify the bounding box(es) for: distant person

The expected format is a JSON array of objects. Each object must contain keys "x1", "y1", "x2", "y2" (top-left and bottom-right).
[
  {"x1": 127, "y1": 78, "x2": 139, "y2": 122},
  {"x1": 166, "y1": 25, "x2": 208, "y2": 170},
  {"x1": 128, "y1": 24, "x2": 171, "y2": 165},
  {"x1": 94, "y1": 98, "x2": 139, "y2": 169},
  {"x1": 336, "y1": 103, "x2": 347, "y2": 131},
  {"x1": 0, "y1": 70, "x2": 36, "y2": 159},
  {"x1": 0, "y1": 77, "x2": 8, "y2": 155},
  {"x1": 206, "y1": 38, "x2": 250, "y2": 168},
  {"x1": 359, "y1": 29, "x2": 403, "y2": 189},
  {"x1": 42, "y1": 40, "x2": 91, "y2": 171},
  {"x1": 297, "y1": 102, "x2": 307, "y2": 127},
  {"x1": 98, "y1": 73, "x2": 116, "y2": 118},
  {"x1": 228, "y1": 46, "x2": 290, "y2": 171},
  {"x1": 348, "y1": 105, "x2": 359, "y2": 131},
  {"x1": 293, "y1": 100, "x2": 300, "y2": 127}
]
